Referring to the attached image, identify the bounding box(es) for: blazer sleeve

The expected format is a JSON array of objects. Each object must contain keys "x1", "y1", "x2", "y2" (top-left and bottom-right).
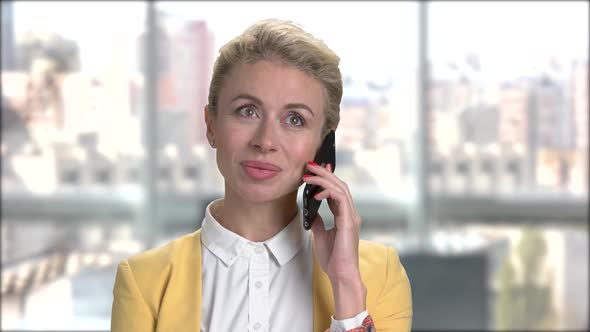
[
  {"x1": 373, "y1": 247, "x2": 413, "y2": 332},
  {"x1": 111, "y1": 260, "x2": 156, "y2": 332}
]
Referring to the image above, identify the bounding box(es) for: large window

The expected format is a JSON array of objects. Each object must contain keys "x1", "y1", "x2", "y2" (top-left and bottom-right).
[
  {"x1": 1, "y1": 1, "x2": 587, "y2": 330},
  {"x1": 1, "y1": 2, "x2": 146, "y2": 329},
  {"x1": 423, "y1": 3, "x2": 588, "y2": 330}
]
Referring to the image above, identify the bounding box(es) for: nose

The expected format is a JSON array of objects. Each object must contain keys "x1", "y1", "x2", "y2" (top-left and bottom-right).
[{"x1": 250, "y1": 118, "x2": 278, "y2": 153}]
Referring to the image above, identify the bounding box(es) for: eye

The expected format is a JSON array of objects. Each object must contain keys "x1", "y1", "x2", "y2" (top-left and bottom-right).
[
  {"x1": 286, "y1": 113, "x2": 306, "y2": 127},
  {"x1": 236, "y1": 105, "x2": 258, "y2": 118}
]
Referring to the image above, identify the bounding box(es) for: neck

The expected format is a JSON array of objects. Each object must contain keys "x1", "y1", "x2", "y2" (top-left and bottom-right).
[{"x1": 211, "y1": 187, "x2": 300, "y2": 242}]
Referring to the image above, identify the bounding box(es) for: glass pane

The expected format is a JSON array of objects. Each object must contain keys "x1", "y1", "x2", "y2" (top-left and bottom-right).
[
  {"x1": 427, "y1": 2, "x2": 588, "y2": 330},
  {"x1": 1, "y1": 1, "x2": 146, "y2": 330},
  {"x1": 428, "y1": 2, "x2": 588, "y2": 196}
]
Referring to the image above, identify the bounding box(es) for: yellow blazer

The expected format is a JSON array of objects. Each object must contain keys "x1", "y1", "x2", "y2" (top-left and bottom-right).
[{"x1": 111, "y1": 229, "x2": 412, "y2": 332}]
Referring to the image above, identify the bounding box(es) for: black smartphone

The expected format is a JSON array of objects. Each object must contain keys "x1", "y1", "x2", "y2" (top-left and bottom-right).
[{"x1": 302, "y1": 130, "x2": 336, "y2": 230}]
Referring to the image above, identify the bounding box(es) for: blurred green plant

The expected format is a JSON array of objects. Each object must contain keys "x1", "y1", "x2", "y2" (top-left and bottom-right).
[{"x1": 495, "y1": 226, "x2": 557, "y2": 330}]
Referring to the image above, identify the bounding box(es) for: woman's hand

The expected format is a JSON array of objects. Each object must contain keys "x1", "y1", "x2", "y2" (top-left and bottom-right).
[{"x1": 303, "y1": 161, "x2": 367, "y2": 319}]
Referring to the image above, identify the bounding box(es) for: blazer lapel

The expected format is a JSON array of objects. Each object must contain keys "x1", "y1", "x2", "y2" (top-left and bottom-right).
[
  {"x1": 154, "y1": 229, "x2": 202, "y2": 332},
  {"x1": 194, "y1": 230, "x2": 203, "y2": 330},
  {"x1": 312, "y1": 236, "x2": 334, "y2": 332}
]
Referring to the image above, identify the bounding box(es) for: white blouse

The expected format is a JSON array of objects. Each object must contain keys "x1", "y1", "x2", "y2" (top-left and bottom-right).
[{"x1": 200, "y1": 199, "x2": 367, "y2": 332}]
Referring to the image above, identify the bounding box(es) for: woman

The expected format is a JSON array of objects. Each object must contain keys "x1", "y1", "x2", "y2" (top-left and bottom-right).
[{"x1": 111, "y1": 19, "x2": 412, "y2": 332}]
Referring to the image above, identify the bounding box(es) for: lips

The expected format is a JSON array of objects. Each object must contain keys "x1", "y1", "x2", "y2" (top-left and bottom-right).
[
  {"x1": 241, "y1": 160, "x2": 282, "y2": 171},
  {"x1": 240, "y1": 160, "x2": 281, "y2": 180}
]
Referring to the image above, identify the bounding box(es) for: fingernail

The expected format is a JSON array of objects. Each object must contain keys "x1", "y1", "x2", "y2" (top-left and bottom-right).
[
  {"x1": 308, "y1": 161, "x2": 318, "y2": 166},
  {"x1": 303, "y1": 174, "x2": 313, "y2": 178}
]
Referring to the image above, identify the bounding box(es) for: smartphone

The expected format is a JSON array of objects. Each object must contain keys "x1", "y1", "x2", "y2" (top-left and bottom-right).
[{"x1": 302, "y1": 130, "x2": 336, "y2": 230}]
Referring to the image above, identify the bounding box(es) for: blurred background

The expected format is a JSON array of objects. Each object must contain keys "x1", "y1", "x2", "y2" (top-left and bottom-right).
[{"x1": 1, "y1": 1, "x2": 587, "y2": 330}]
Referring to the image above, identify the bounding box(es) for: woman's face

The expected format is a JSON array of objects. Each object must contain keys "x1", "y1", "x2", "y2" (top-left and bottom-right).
[{"x1": 206, "y1": 60, "x2": 326, "y2": 203}]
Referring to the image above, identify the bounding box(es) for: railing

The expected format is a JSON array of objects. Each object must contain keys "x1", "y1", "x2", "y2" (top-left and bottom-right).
[{"x1": 1, "y1": 246, "x2": 124, "y2": 298}]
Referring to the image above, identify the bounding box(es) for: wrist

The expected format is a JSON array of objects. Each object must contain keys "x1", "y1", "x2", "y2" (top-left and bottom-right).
[{"x1": 330, "y1": 276, "x2": 367, "y2": 320}]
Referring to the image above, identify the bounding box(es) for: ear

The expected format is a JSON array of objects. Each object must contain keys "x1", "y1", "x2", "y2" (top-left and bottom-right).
[{"x1": 204, "y1": 105, "x2": 215, "y2": 143}]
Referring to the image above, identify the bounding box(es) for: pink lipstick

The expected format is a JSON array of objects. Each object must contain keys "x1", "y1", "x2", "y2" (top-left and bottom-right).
[{"x1": 241, "y1": 160, "x2": 281, "y2": 180}]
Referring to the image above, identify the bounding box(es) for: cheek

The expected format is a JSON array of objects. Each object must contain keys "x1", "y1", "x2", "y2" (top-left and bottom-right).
[
  {"x1": 215, "y1": 126, "x2": 242, "y2": 168},
  {"x1": 218, "y1": 122, "x2": 246, "y2": 148},
  {"x1": 287, "y1": 140, "x2": 319, "y2": 168},
  {"x1": 218, "y1": 136, "x2": 241, "y2": 165}
]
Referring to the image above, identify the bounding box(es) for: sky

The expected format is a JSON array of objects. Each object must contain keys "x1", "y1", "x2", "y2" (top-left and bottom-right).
[{"x1": 10, "y1": 1, "x2": 589, "y2": 83}]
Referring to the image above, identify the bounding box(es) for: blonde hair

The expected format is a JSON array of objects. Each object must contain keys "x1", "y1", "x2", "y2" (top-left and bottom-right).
[{"x1": 207, "y1": 19, "x2": 342, "y2": 136}]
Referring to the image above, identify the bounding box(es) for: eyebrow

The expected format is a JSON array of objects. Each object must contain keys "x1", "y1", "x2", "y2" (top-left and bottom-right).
[{"x1": 231, "y1": 93, "x2": 315, "y2": 117}]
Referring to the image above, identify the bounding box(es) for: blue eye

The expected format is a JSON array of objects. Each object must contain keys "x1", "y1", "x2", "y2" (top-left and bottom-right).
[
  {"x1": 286, "y1": 113, "x2": 305, "y2": 127},
  {"x1": 236, "y1": 105, "x2": 257, "y2": 118}
]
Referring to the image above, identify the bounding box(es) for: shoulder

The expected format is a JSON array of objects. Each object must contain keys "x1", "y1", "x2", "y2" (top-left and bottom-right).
[
  {"x1": 358, "y1": 239, "x2": 408, "y2": 289},
  {"x1": 127, "y1": 230, "x2": 201, "y2": 268},
  {"x1": 359, "y1": 239, "x2": 402, "y2": 270},
  {"x1": 359, "y1": 239, "x2": 412, "y2": 324},
  {"x1": 124, "y1": 229, "x2": 201, "y2": 274},
  {"x1": 112, "y1": 230, "x2": 202, "y2": 324}
]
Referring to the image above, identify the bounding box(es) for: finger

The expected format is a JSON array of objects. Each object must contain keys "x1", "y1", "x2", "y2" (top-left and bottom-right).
[
  {"x1": 305, "y1": 163, "x2": 361, "y2": 226},
  {"x1": 307, "y1": 161, "x2": 350, "y2": 197},
  {"x1": 305, "y1": 180, "x2": 352, "y2": 221},
  {"x1": 302, "y1": 175, "x2": 345, "y2": 198},
  {"x1": 313, "y1": 186, "x2": 346, "y2": 203},
  {"x1": 310, "y1": 213, "x2": 326, "y2": 234},
  {"x1": 303, "y1": 172, "x2": 358, "y2": 223},
  {"x1": 306, "y1": 161, "x2": 333, "y2": 175},
  {"x1": 322, "y1": 168, "x2": 358, "y2": 225},
  {"x1": 314, "y1": 190, "x2": 358, "y2": 231}
]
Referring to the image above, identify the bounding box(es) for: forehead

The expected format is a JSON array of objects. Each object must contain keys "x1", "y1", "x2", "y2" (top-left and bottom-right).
[{"x1": 218, "y1": 60, "x2": 326, "y2": 112}]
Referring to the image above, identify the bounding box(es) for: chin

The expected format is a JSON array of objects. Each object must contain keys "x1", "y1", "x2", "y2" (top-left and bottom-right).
[{"x1": 232, "y1": 180, "x2": 299, "y2": 204}]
